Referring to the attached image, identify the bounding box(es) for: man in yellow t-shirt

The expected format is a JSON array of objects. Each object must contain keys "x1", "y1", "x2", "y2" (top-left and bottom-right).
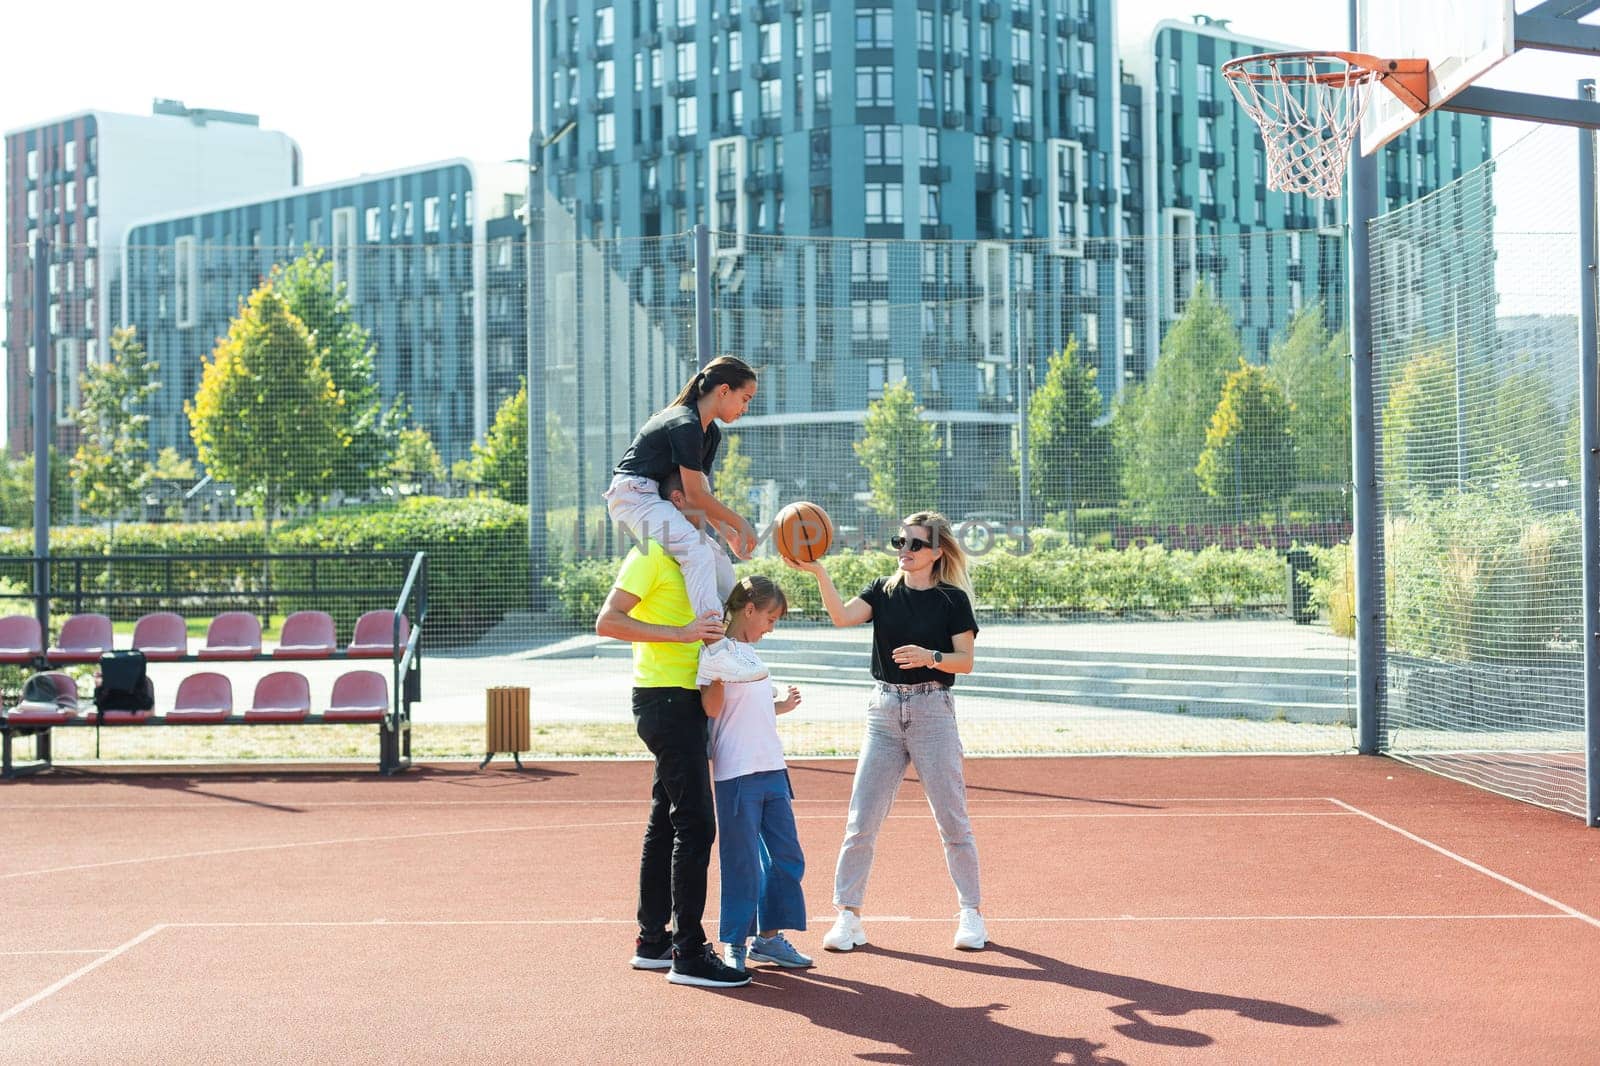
[{"x1": 594, "y1": 471, "x2": 748, "y2": 988}]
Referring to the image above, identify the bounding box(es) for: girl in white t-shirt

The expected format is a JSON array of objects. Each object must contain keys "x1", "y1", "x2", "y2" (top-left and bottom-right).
[{"x1": 699, "y1": 575, "x2": 813, "y2": 972}]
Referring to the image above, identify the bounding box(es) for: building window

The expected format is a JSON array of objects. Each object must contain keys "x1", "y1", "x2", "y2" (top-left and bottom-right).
[
  {"x1": 55, "y1": 340, "x2": 78, "y2": 425},
  {"x1": 814, "y1": 69, "x2": 832, "y2": 107},
  {"x1": 923, "y1": 184, "x2": 941, "y2": 222},
  {"x1": 865, "y1": 183, "x2": 903, "y2": 224},
  {"x1": 596, "y1": 6, "x2": 614, "y2": 46},
  {"x1": 760, "y1": 78, "x2": 782, "y2": 118},
  {"x1": 676, "y1": 41, "x2": 697, "y2": 80},
  {"x1": 27, "y1": 189, "x2": 38, "y2": 220},
  {"x1": 597, "y1": 60, "x2": 615, "y2": 98},
  {"x1": 174, "y1": 236, "x2": 198, "y2": 329},
  {"x1": 86, "y1": 216, "x2": 98, "y2": 248},
  {"x1": 760, "y1": 22, "x2": 780, "y2": 63},
  {"x1": 851, "y1": 242, "x2": 889, "y2": 281},
  {"x1": 424, "y1": 196, "x2": 440, "y2": 233},
  {"x1": 84, "y1": 257, "x2": 95, "y2": 288},
  {"x1": 919, "y1": 68, "x2": 936, "y2": 109},
  {"x1": 598, "y1": 112, "x2": 616, "y2": 151},
  {"x1": 332, "y1": 206, "x2": 358, "y2": 300},
  {"x1": 27, "y1": 149, "x2": 38, "y2": 180},
  {"x1": 923, "y1": 128, "x2": 940, "y2": 165},
  {"x1": 866, "y1": 357, "x2": 905, "y2": 396},
  {"x1": 86, "y1": 176, "x2": 97, "y2": 207},
  {"x1": 1199, "y1": 116, "x2": 1215, "y2": 152},
  {"x1": 1012, "y1": 83, "x2": 1032, "y2": 122},
  {"x1": 851, "y1": 299, "x2": 890, "y2": 341},
  {"x1": 918, "y1": 11, "x2": 935, "y2": 48},
  {"x1": 857, "y1": 66, "x2": 893, "y2": 107},
  {"x1": 675, "y1": 0, "x2": 693, "y2": 25},
  {"x1": 811, "y1": 187, "x2": 832, "y2": 224},
  {"x1": 1011, "y1": 27, "x2": 1030, "y2": 64},
  {"x1": 1197, "y1": 63, "x2": 1214, "y2": 101},
  {"x1": 64, "y1": 140, "x2": 76, "y2": 173},
  {"x1": 856, "y1": 9, "x2": 893, "y2": 48},
  {"x1": 677, "y1": 96, "x2": 698, "y2": 136},
  {"x1": 864, "y1": 125, "x2": 901, "y2": 165},
  {"x1": 728, "y1": 32, "x2": 740, "y2": 70}
]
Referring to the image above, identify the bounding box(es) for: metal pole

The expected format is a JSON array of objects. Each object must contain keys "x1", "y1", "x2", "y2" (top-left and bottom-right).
[
  {"x1": 694, "y1": 223, "x2": 712, "y2": 369},
  {"x1": 32, "y1": 236, "x2": 50, "y2": 634},
  {"x1": 1016, "y1": 252, "x2": 1030, "y2": 537},
  {"x1": 1576, "y1": 79, "x2": 1600, "y2": 828},
  {"x1": 525, "y1": 9, "x2": 550, "y2": 610},
  {"x1": 1349, "y1": 0, "x2": 1383, "y2": 756},
  {"x1": 1453, "y1": 293, "x2": 1468, "y2": 488}
]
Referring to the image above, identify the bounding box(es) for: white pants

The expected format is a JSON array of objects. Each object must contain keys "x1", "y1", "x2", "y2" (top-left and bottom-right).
[{"x1": 604, "y1": 473, "x2": 735, "y2": 618}]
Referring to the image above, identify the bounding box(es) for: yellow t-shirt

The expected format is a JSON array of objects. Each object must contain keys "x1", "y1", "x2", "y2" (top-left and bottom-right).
[{"x1": 614, "y1": 540, "x2": 698, "y2": 690}]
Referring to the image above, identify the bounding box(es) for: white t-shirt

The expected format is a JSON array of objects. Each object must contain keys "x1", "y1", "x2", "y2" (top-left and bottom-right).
[{"x1": 698, "y1": 644, "x2": 787, "y2": 783}]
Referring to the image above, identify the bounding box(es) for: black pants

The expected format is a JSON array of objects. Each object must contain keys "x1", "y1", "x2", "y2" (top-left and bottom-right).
[{"x1": 633, "y1": 686, "x2": 716, "y2": 955}]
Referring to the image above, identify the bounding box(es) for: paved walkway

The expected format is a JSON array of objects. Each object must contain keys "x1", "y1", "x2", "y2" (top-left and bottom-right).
[{"x1": 416, "y1": 618, "x2": 1355, "y2": 726}]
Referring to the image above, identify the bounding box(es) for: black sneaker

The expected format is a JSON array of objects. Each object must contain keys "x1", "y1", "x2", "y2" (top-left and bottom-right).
[
  {"x1": 630, "y1": 936, "x2": 673, "y2": 970},
  {"x1": 666, "y1": 944, "x2": 752, "y2": 987}
]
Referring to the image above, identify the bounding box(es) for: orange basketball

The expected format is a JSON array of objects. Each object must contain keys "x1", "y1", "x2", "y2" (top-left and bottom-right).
[{"x1": 773, "y1": 501, "x2": 834, "y2": 564}]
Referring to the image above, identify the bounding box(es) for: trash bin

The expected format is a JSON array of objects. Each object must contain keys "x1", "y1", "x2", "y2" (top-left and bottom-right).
[
  {"x1": 1285, "y1": 548, "x2": 1316, "y2": 626},
  {"x1": 480, "y1": 686, "x2": 531, "y2": 769}
]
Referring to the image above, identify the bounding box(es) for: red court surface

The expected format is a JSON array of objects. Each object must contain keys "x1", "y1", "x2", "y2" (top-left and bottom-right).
[{"x1": 3, "y1": 755, "x2": 1597, "y2": 1064}]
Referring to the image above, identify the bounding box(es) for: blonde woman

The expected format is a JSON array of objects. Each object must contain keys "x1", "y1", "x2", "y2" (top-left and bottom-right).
[{"x1": 786, "y1": 511, "x2": 986, "y2": 952}]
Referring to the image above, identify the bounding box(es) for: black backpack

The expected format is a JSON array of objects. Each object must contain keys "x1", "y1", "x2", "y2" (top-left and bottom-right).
[{"x1": 95, "y1": 650, "x2": 154, "y2": 712}]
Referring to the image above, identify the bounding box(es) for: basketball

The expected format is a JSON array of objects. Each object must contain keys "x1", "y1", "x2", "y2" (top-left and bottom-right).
[{"x1": 773, "y1": 501, "x2": 833, "y2": 564}]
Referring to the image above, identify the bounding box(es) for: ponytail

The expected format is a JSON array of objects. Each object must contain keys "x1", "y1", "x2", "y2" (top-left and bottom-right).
[{"x1": 668, "y1": 355, "x2": 757, "y2": 411}]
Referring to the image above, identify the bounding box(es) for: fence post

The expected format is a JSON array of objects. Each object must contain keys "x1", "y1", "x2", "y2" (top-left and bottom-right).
[
  {"x1": 694, "y1": 224, "x2": 712, "y2": 369},
  {"x1": 525, "y1": 136, "x2": 551, "y2": 610},
  {"x1": 1576, "y1": 80, "x2": 1600, "y2": 828},
  {"x1": 1348, "y1": 0, "x2": 1383, "y2": 756},
  {"x1": 32, "y1": 236, "x2": 50, "y2": 634}
]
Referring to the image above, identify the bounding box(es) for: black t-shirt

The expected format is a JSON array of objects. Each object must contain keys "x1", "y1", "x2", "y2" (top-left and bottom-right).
[
  {"x1": 859, "y1": 577, "x2": 979, "y2": 687},
  {"x1": 613, "y1": 404, "x2": 722, "y2": 484}
]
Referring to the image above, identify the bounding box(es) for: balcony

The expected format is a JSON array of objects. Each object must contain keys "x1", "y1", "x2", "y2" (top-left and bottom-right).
[
  {"x1": 1287, "y1": 260, "x2": 1305, "y2": 282},
  {"x1": 670, "y1": 78, "x2": 696, "y2": 96},
  {"x1": 810, "y1": 166, "x2": 832, "y2": 186},
  {"x1": 981, "y1": 58, "x2": 1000, "y2": 80},
  {"x1": 922, "y1": 224, "x2": 952, "y2": 239},
  {"x1": 1014, "y1": 120, "x2": 1034, "y2": 140},
  {"x1": 666, "y1": 189, "x2": 687, "y2": 208},
  {"x1": 586, "y1": 43, "x2": 613, "y2": 61},
  {"x1": 1197, "y1": 97, "x2": 1224, "y2": 117},
  {"x1": 667, "y1": 22, "x2": 694, "y2": 42},
  {"x1": 976, "y1": 169, "x2": 999, "y2": 191},
  {"x1": 753, "y1": 60, "x2": 780, "y2": 80},
  {"x1": 1173, "y1": 192, "x2": 1193, "y2": 209},
  {"x1": 920, "y1": 164, "x2": 953, "y2": 183},
  {"x1": 636, "y1": 30, "x2": 660, "y2": 48},
  {"x1": 1074, "y1": 17, "x2": 1096, "y2": 38},
  {"x1": 1013, "y1": 62, "x2": 1034, "y2": 84},
  {"x1": 641, "y1": 191, "x2": 661, "y2": 212},
  {"x1": 1197, "y1": 150, "x2": 1221, "y2": 170},
  {"x1": 757, "y1": 2, "x2": 780, "y2": 24},
  {"x1": 980, "y1": 1, "x2": 1000, "y2": 19},
  {"x1": 1199, "y1": 201, "x2": 1226, "y2": 221},
  {"x1": 752, "y1": 115, "x2": 783, "y2": 136},
  {"x1": 1021, "y1": 176, "x2": 1041, "y2": 195},
  {"x1": 982, "y1": 115, "x2": 1002, "y2": 134},
  {"x1": 586, "y1": 96, "x2": 614, "y2": 113},
  {"x1": 1011, "y1": 8, "x2": 1030, "y2": 29},
  {"x1": 942, "y1": 110, "x2": 966, "y2": 128},
  {"x1": 1077, "y1": 74, "x2": 1096, "y2": 95},
  {"x1": 585, "y1": 202, "x2": 605, "y2": 220},
  {"x1": 639, "y1": 139, "x2": 660, "y2": 159}
]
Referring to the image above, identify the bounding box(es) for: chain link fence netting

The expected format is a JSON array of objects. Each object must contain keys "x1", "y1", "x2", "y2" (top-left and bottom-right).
[
  {"x1": 11, "y1": 208, "x2": 1356, "y2": 758},
  {"x1": 1372, "y1": 124, "x2": 1589, "y2": 817}
]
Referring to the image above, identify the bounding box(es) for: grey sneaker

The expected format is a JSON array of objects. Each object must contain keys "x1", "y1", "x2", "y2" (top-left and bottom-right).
[
  {"x1": 724, "y1": 940, "x2": 748, "y2": 973},
  {"x1": 749, "y1": 933, "x2": 814, "y2": 968},
  {"x1": 699, "y1": 638, "x2": 768, "y2": 684}
]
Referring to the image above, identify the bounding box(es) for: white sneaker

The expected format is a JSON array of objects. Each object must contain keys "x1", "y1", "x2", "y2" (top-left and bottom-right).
[
  {"x1": 699, "y1": 638, "x2": 768, "y2": 684},
  {"x1": 822, "y1": 910, "x2": 867, "y2": 952},
  {"x1": 953, "y1": 908, "x2": 987, "y2": 950}
]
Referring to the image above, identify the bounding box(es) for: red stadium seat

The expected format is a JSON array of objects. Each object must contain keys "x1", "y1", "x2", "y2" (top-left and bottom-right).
[
  {"x1": 8, "y1": 672, "x2": 83, "y2": 725},
  {"x1": 273, "y1": 611, "x2": 337, "y2": 659},
  {"x1": 198, "y1": 612, "x2": 262, "y2": 660},
  {"x1": 167, "y1": 672, "x2": 233, "y2": 724},
  {"x1": 346, "y1": 610, "x2": 411, "y2": 659},
  {"x1": 0, "y1": 615, "x2": 43, "y2": 665},
  {"x1": 46, "y1": 613, "x2": 113, "y2": 664},
  {"x1": 132, "y1": 612, "x2": 188, "y2": 661},
  {"x1": 245, "y1": 671, "x2": 311, "y2": 723},
  {"x1": 323, "y1": 670, "x2": 390, "y2": 723}
]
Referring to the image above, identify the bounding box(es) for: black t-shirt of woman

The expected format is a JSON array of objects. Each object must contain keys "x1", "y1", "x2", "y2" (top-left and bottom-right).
[{"x1": 859, "y1": 577, "x2": 979, "y2": 688}]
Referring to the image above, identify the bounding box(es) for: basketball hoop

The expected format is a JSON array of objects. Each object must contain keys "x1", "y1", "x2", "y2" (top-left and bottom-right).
[{"x1": 1223, "y1": 52, "x2": 1429, "y2": 199}]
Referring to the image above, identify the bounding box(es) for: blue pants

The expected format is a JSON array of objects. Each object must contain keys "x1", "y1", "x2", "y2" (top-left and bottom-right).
[{"x1": 713, "y1": 769, "x2": 807, "y2": 944}]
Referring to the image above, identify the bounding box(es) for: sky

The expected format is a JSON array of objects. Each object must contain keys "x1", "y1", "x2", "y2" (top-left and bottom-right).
[{"x1": 1, "y1": 1, "x2": 1596, "y2": 294}]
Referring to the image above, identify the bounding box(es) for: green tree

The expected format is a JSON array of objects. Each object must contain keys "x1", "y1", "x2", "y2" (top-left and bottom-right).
[
  {"x1": 0, "y1": 449, "x2": 70, "y2": 529},
  {"x1": 716, "y1": 432, "x2": 755, "y2": 512},
  {"x1": 1381, "y1": 347, "x2": 1457, "y2": 499},
  {"x1": 1486, "y1": 366, "x2": 1565, "y2": 485},
  {"x1": 1267, "y1": 305, "x2": 1350, "y2": 517},
  {"x1": 1113, "y1": 283, "x2": 1242, "y2": 521},
  {"x1": 471, "y1": 381, "x2": 530, "y2": 505},
  {"x1": 187, "y1": 284, "x2": 342, "y2": 538},
  {"x1": 854, "y1": 379, "x2": 942, "y2": 520},
  {"x1": 270, "y1": 250, "x2": 400, "y2": 492},
  {"x1": 1027, "y1": 341, "x2": 1113, "y2": 541},
  {"x1": 70, "y1": 327, "x2": 159, "y2": 535},
  {"x1": 391, "y1": 426, "x2": 445, "y2": 487},
  {"x1": 1196, "y1": 359, "x2": 1296, "y2": 519},
  {"x1": 152, "y1": 447, "x2": 197, "y2": 482}
]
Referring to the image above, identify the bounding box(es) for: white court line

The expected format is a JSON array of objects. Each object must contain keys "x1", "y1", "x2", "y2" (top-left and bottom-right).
[
  {"x1": 1327, "y1": 798, "x2": 1600, "y2": 931},
  {"x1": 1, "y1": 809, "x2": 1353, "y2": 882},
  {"x1": 0, "y1": 949, "x2": 114, "y2": 956},
  {"x1": 0, "y1": 796, "x2": 1341, "y2": 811},
  {"x1": 0, "y1": 820, "x2": 644, "y2": 881},
  {"x1": 0, "y1": 925, "x2": 164, "y2": 1025}
]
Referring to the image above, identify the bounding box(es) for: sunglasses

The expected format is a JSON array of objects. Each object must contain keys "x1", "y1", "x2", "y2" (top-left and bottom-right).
[{"x1": 890, "y1": 535, "x2": 935, "y2": 552}]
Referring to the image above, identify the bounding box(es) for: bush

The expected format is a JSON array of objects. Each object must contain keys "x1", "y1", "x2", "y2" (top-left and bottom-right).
[
  {"x1": 1302, "y1": 542, "x2": 1355, "y2": 637},
  {"x1": 275, "y1": 495, "x2": 529, "y2": 645}
]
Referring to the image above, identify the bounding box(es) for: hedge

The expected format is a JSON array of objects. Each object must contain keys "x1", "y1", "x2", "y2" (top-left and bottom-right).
[{"x1": 553, "y1": 542, "x2": 1290, "y2": 623}]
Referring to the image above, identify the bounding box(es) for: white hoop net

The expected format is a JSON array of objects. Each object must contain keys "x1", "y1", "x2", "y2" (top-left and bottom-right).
[{"x1": 1225, "y1": 54, "x2": 1381, "y2": 200}]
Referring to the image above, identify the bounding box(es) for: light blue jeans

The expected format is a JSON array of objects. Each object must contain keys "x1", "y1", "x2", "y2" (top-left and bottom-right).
[
  {"x1": 713, "y1": 769, "x2": 807, "y2": 943},
  {"x1": 604, "y1": 473, "x2": 735, "y2": 617},
  {"x1": 833, "y1": 681, "x2": 981, "y2": 911}
]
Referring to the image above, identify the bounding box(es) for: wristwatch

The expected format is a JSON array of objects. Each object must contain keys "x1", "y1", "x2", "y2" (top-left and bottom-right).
[{"x1": 931, "y1": 651, "x2": 944, "y2": 665}]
